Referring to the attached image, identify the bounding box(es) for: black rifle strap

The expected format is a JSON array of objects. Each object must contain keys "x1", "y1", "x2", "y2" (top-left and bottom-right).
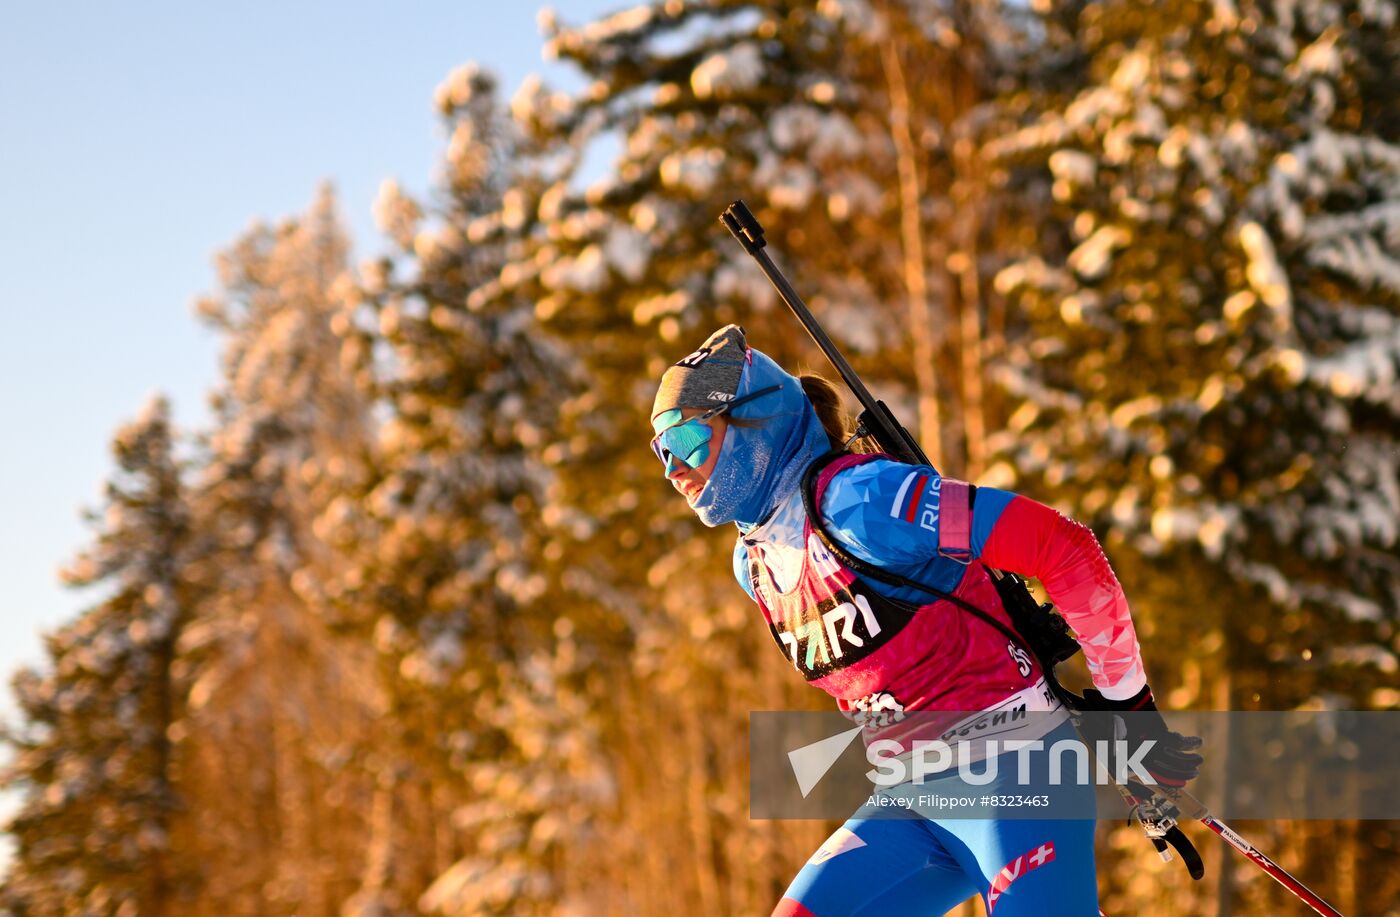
[{"x1": 798, "y1": 451, "x2": 1035, "y2": 659}]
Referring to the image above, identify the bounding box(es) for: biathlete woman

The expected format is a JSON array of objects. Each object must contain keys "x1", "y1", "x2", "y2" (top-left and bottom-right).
[{"x1": 649, "y1": 325, "x2": 1202, "y2": 916}]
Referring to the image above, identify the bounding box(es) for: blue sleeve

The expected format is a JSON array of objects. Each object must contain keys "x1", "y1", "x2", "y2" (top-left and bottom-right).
[
  {"x1": 818, "y1": 459, "x2": 946, "y2": 565},
  {"x1": 818, "y1": 459, "x2": 1020, "y2": 568},
  {"x1": 733, "y1": 538, "x2": 756, "y2": 602}
]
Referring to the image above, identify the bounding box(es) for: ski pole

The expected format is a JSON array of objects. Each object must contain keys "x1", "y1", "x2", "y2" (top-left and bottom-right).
[
  {"x1": 719, "y1": 200, "x2": 930, "y2": 467},
  {"x1": 1197, "y1": 811, "x2": 1343, "y2": 916},
  {"x1": 1065, "y1": 694, "x2": 1342, "y2": 913}
]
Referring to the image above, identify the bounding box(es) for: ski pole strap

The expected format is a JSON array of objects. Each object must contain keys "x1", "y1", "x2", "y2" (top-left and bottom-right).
[
  {"x1": 1160, "y1": 827, "x2": 1205, "y2": 880},
  {"x1": 1114, "y1": 781, "x2": 1205, "y2": 880},
  {"x1": 937, "y1": 479, "x2": 974, "y2": 564}
]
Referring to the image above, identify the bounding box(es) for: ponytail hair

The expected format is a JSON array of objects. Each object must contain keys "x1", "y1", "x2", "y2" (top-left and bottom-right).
[{"x1": 800, "y1": 373, "x2": 875, "y2": 453}]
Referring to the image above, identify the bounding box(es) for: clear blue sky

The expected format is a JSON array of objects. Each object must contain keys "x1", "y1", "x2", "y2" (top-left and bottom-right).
[{"x1": 0, "y1": 2, "x2": 620, "y2": 705}]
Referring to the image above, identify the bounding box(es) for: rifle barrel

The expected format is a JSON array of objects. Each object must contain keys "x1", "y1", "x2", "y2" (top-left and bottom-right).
[{"x1": 721, "y1": 201, "x2": 931, "y2": 467}]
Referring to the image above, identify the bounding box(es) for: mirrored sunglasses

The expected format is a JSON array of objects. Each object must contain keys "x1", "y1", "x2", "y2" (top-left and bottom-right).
[{"x1": 649, "y1": 384, "x2": 781, "y2": 475}]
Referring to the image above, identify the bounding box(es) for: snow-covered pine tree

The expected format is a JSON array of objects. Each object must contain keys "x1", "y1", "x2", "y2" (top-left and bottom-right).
[
  {"x1": 2, "y1": 398, "x2": 197, "y2": 917},
  {"x1": 987, "y1": 3, "x2": 1399, "y2": 910},
  {"x1": 339, "y1": 65, "x2": 610, "y2": 916},
  {"x1": 174, "y1": 185, "x2": 379, "y2": 913},
  {"x1": 990, "y1": 0, "x2": 1400, "y2": 703}
]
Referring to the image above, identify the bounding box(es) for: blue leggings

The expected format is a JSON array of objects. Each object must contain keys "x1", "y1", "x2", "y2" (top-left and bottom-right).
[{"x1": 774, "y1": 723, "x2": 1100, "y2": 916}]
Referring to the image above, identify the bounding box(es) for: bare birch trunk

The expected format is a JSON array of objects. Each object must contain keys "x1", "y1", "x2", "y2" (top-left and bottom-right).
[
  {"x1": 685, "y1": 698, "x2": 724, "y2": 916},
  {"x1": 345, "y1": 775, "x2": 397, "y2": 915},
  {"x1": 954, "y1": 145, "x2": 987, "y2": 480},
  {"x1": 881, "y1": 38, "x2": 943, "y2": 469}
]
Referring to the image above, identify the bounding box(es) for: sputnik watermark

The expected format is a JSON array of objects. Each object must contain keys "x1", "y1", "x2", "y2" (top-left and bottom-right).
[
  {"x1": 756, "y1": 710, "x2": 1400, "y2": 820},
  {"x1": 787, "y1": 732, "x2": 1158, "y2": 796},
  {"x1": 864, "y1": 737, "x2": 1158, "y2": 787}
]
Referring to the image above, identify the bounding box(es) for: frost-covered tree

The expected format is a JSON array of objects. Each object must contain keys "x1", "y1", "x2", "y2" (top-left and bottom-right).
[
  {"x1": 2, "y1": 398, "x2": 198, "y2": 917},
  {"x1": 174, "y1": 185, "x2": 379, "y2": 914},
  {"x1": 337, "y1": 65, "x2": 610, "y2": 917},
  {"x1": 987, "y1": 3, "x2": 1400, "y2": 911},
  {"x1": 527, "y1": 0, "x2": 1038, "y2": 475},
  {"x1": 991, "y1": 0, "x2": 1400, "y2": 701},
  {"x1": 194, "y1": 183, "x2": 372, "y2": 521}
]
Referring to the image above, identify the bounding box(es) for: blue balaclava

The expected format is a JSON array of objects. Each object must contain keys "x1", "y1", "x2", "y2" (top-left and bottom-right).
[{"x1": 651, "y1": 325, "x2": 832, "y2": 529}]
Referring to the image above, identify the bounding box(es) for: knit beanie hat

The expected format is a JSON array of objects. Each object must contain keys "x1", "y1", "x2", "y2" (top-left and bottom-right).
[{"x1": 650, "y1": 324, "x2": 749, "y2": 421}]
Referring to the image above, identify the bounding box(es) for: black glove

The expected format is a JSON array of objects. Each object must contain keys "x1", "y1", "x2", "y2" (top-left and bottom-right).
[{"x1": 1074, "y1": 685, "x2": 1203, "y2": 788}]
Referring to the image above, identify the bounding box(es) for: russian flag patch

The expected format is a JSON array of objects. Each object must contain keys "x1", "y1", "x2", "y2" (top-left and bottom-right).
[{"x1": 890, "y1": 471, "x2": 929, "y2": 523}]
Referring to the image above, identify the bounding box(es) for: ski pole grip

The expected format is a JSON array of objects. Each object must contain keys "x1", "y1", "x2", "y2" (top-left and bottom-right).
[{"x1": 721, "y1": 200, "x2": 766, "y2": 253}]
